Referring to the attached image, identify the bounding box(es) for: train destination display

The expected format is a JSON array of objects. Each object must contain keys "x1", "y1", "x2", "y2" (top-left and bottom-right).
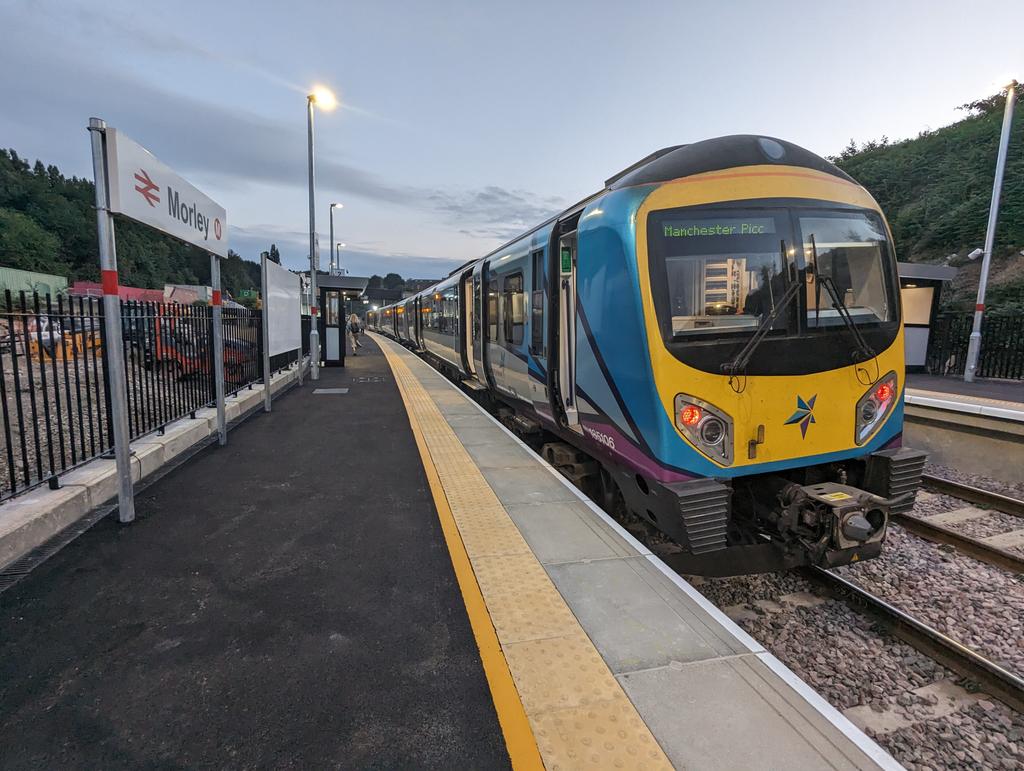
[{"x1": 661, "y1": 218, "x2": 776, "y2": 238}]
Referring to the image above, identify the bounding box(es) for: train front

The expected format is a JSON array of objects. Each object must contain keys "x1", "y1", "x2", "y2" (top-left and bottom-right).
[{"x1": 592, "y1": 137, "x2": 927, "y2": 575}]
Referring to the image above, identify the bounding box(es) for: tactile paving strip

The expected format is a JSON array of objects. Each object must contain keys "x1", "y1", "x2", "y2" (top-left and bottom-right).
[{"x1": 376, "y1": 336, "x2": 672, "y2": 770}]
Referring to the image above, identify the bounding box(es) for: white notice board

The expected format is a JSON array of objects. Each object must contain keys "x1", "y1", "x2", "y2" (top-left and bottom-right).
[{"x1": 264, "y1": 258, "x2": 301, "y2": 356}]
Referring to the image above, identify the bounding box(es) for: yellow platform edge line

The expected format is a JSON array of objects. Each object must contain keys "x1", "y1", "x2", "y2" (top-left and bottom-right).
[{"x1": 380, "y1": 343, "x2": 545, "y2": 771}]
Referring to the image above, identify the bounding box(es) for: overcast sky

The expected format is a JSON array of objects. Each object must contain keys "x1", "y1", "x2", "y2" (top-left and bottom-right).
[{"x1": 1, "y1": 0, "x2": 1021, "y2": 279}]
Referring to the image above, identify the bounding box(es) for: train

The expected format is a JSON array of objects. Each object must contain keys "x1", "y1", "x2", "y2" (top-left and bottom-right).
[{"x1": 368, "y1": 135, "x2": 927, "y2": 576}]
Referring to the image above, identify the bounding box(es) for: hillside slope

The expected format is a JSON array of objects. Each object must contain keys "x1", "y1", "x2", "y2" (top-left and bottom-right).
[{"x1": 834, "y1": 87, "x2": 1023, "y2": 311}]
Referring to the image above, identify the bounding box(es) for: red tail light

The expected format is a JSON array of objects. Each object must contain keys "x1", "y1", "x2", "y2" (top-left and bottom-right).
[
  {"x1": 680, "y1": 405, "x2": 702, "y2": 426},
  {"x1": 874, "y1": 383, "x2": 894, "y2": 402}
]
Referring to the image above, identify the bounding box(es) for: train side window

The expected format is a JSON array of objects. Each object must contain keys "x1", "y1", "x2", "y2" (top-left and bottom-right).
[
  {"x1": 487, "y1": 279, "x2": 498, "y2": 341},
  {"x1": 530, "y1": 250, "x2": 544, "y2": 355},
  {"x1": 503, "y1": 272, "x2": 524, "y2": 346}
]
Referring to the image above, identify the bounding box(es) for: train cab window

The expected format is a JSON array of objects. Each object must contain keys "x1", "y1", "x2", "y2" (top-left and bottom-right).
[
  {"x1": 487, "y1": 279, "x2": 498, "y2": 342},
  {"x1": 647, "y1": 210, "x2": 794, "y2": 339},
  {"x1": 530, "y1": 250, "x2": 544, "y2": 355},
  {"x1": 799, "y1": 213, "x2": 895, "y2": 328},
  {"x1": 503, "y1": 273, "x2": 525, "y2": 346}
]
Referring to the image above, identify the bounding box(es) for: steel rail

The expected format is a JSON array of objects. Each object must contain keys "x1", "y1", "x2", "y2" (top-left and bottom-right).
[
  {"x1": 921, "y1": 473, "x2": 1024, "y2": 519},
  {"x1": 891, "y1": 511, "x2": 1024, "y2": 575},
  {"x1": 804, "y1": 566, "x2": 1024, "y2": 714}
]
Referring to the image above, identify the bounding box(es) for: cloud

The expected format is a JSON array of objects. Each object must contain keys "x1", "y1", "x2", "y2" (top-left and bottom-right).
[
  {"x1": 0, "y1": 9, "x2": 566, "y2": 261},
  {"x1": 429, "y1": 186, "x2": 567, "y2": 240},
  {"x1": 229, "y1": 224, "x2": 464, "y2": 280}
]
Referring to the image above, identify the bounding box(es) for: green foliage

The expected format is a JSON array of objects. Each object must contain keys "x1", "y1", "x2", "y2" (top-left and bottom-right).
[
  {"x1": 382, "y1": 272, "x2": 404, "y2": 289},
  {"x1": 833, "y1": 84, "x2": 1023, "y2": 263},
  {"x1": 268, "y1": 243, "x2": 281, "y2": 264},
  {"x1": 0, "y1": 208, "x2": 64, "y2": 274},
  {"x1": 833, "y1": 83, "x2": 1023, "y2": 311},
  {"x1": 0, "y1": 149, "x2": 261, "y2": 296},
  {"x1": 983, "y1": 274, "x2": 1024, "y2": 314}
]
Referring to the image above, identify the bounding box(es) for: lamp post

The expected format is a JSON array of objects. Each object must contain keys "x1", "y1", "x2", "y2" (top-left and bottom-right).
[
  {"x1": 329, "y1": 203, "x2": 343, "y2": 277},
  {"x1": 336, "y1": 242, "x2": 345, "y2": 276},
  {"x1": 965, "y1": 80, "x2": 1017, "y2": 383},
  {"x1": 306, "y1": 85, "x2": 337, "y2": 382}
]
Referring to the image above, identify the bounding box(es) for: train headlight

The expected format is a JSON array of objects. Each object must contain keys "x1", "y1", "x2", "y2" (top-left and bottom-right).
[
  {"x1": 700, "y1": 417, "x2": 726, "y2": 446},
  {"x1": 855, "y1": 371, "x2": 898, "y2": 445},
  {"x1": 674, "y1": 394, "x2": 733, "y2": 465}
]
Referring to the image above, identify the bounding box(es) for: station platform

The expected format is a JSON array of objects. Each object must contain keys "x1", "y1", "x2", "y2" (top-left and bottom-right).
[
  {"x1": 906, "y1": 373, "x2": 1024, "y2": 414},
  {"x1": 0, "y1": 335, "x2": 896, "y2": 769}
]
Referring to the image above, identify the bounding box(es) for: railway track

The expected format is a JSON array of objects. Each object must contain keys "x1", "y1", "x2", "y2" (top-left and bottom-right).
[
  {"x1": 803, "y1": 566, "x2": 1024, "y2": 715},
  {"x1": 890, "y1": 474, "x2": 1024, "y2": 574}
]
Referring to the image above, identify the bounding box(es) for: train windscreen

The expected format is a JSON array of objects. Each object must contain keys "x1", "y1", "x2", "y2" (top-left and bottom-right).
[
  {"x1": 798, "y1": 212, "x2": 894, "y2": 328},
  {"x1": 648, "y1": 210, "x2": 796, "y2": 340},
  {"x1": 647, "y1": 205, "x2": 898, "y2": 346}
]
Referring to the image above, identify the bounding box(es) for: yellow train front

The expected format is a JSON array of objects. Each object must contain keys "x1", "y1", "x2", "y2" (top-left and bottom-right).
[
  {"x1": 572, "y1": 136, "x2": 926, "y2": 575},
  {"x1": 371, "y1": 135, "x2": 928, "y2": 576}
]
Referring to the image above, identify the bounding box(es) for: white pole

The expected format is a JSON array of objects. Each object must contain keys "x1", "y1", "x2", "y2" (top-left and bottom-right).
[
  {"x1": 210, "y1": 255, "x2": 226, "y2": 444},
  {"x1": 329, "y1": 206, "x2": 335, "y2": 277},
  {"x1": 307, "y1": 97, "x2": 320, "y2": 382},
  {"x1": 260, "y1": 252, "x2": 272, "y2": 412},
  {"x1": 965, "y1": 81, "x2": 1016, "y2": 383},
  {"x1": 87, "y1": 117, "x2": 135, "y2": 524}
]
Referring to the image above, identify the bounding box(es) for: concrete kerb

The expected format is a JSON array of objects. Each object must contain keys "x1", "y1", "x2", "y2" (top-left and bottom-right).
[{"x1": 0, "y1": 359, "x2": 308, "y2": 572}]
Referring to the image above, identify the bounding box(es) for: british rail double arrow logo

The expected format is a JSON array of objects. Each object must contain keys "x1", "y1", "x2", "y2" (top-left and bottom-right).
[{"x1": 133, "y1": 169, "x2": 160, "y2": 207}]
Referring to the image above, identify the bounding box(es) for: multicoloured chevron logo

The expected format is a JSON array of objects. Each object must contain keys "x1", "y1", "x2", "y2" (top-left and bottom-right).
[{"x1": 785, "y1": 394, "x2": 817, "y2": 438}]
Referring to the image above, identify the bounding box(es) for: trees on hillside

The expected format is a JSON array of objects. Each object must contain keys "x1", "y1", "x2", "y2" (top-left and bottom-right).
[{"x1": 0, "y1": 209, "x2": 63, "y2": 275}]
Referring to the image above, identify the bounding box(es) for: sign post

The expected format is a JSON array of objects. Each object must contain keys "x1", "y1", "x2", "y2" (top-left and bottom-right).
[
  {"x1": 260, "y1": 253, "x2": 303, "y2": 410},
  {"x1": 260, "y1": 252, "x2": 273, "y2": 412},
  {"x1": 88, "y1": 118, "x2": 135, "y2": 524},
  {"x1": 210, "y1": 256, "x2": 226, "y2": 445},
  {"x1": 965, "y1": 80, "x2": 1017, "y2": 383},
  {"x1": 88, "y1": 118, "x2": 230, "y2": 518}
]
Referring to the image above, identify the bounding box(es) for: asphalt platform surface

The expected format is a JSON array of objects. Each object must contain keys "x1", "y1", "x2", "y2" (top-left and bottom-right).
[
  {"x1": 0, "y1": 338, "x2": 509, "y2": 769},
  {"x1": 907, "y1": 373, "x2": 1024, "y2": 404}
]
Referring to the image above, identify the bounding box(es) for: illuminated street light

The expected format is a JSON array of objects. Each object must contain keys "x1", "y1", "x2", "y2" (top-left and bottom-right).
[
  {"x1": 310, "y1": 85, "x2": 338, "y2": 111},
  {"x1": 306, "y1": 85, "x2": 338, "y2": 381},
  {"x1": 965, "y1": 79, "x2": 1017, "y2": 382},
  {"x1": 329, "y1": 203, "x2": 343, "y2": 276}
]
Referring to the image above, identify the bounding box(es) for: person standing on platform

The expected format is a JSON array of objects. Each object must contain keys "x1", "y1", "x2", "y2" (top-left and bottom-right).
[{"x1": 348, "y1": 313, "x2": 364, "y2": 354}]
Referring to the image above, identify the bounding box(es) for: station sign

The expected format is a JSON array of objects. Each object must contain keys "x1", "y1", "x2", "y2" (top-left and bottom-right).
[{"x1": 105, "y1": 129, "x2": 228, "y2": 258}]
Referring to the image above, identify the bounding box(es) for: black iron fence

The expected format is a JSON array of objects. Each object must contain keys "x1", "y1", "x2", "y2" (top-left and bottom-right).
[
  {"x1": 1, "y1": 291, "x2": 110, "y2": 499},
  {"x1": 222, "y1": 306, "x2": 262, "y2": 395},
  {"x1": 2, "y1": 293, "x2": 266, "y2": 501},
  {"x1": 926, "y1": 313, "x2": 1024, "y2": 380}
]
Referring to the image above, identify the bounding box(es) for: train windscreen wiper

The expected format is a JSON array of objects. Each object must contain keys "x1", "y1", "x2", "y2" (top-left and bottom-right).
[
  {"x1": 721, "y1": 240, "x2": 800, "y2": 376},
  {"x1": 808, "y1": 235, "x2": 876, "y2": 363}
]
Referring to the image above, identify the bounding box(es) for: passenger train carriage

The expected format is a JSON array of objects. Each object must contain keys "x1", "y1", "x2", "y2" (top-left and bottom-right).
[{"x1": 369, "y1": 136, "x2": 927, "y2": 576}]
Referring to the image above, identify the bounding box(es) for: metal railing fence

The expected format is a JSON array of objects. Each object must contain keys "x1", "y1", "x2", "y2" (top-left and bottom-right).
[
  {"x1": 926, "y1": 313, "x2": 1024, "y2": 380},
  {"x1": 1, "y1": 291, "x2": 110, "y2": 498},
  {"x1": 1, "y1": 294, "x2": 266, "y2": 501}
]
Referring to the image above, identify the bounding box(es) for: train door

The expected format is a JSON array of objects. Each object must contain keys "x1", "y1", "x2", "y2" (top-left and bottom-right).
[
  {"x1": 557, "y1": 231, "x2": 580, "y2": 432},
  {"x1": 529, "y1": 247, "x2": 548, "y2": 406},
  {"x1": 472, "y1": 265, "x2": 485, "y2": 377},
  {"x1": 479, "y1": 263, "x2": 497, "y2": 389},
  {"x1": 414, "y1": 295, "x2": 422, "y2": 348},
  {"x1": 489, "y1": 270, "x2": 505, "y2": 385},
  {"x1": 461, "y1": 271, "x2": 476, "y2": 376}
]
